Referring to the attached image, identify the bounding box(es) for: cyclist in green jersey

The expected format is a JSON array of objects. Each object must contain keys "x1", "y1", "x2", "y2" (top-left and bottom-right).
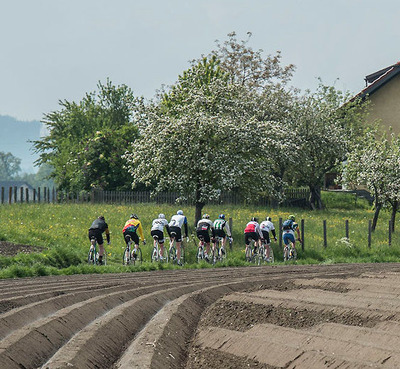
[{"x1": 213, "y1": 214, "x2": 232, "y2": 253}]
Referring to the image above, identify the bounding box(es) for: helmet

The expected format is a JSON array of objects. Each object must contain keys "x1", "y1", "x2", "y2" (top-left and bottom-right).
[
  {"x1": 288, "y1": 214, "x2": 295, "y2": 221},
  {"x1": 219, "y1": 214, "x2": 225, "y2": 220},
  {"x1": 130, "y1": 213, "x2": 138, "y2": 219},
  {"x1": 158, "y1": 213, "x2": 165, "y2": 219},
  {"x1": 203, "y1": 213, "x2": 210, "y2": 219},
  {"x1": 177, "y1": 210, "x2": 184, "y2": 215},
  {"x1": 251, "y1": 217, "x2": 258, "y2": 222},
  {"x1": 98, "y1": 215, "x2": 105, "y2": 220},
  {"x1": 266, "y1": 216, "x2": 271, "y2": 221}
]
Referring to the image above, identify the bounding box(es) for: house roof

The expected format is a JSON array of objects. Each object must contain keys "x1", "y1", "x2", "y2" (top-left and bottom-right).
[{"x1": 351, "y1": 62, "x2": 400, "y2": 101}]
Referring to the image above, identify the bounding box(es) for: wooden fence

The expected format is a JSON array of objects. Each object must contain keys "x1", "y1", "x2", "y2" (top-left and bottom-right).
[{"x1": 0, "y1": 186, "x2": 310, "y2": 207}]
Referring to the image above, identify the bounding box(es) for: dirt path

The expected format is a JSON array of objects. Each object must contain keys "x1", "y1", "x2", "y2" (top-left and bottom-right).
[{"x1": 0, "y1": 263, "x2": 399, "y2": 368}]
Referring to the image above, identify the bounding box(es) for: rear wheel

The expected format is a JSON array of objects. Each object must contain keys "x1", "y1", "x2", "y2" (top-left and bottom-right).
[
  {"x1": 268, "y1": 246, "x2": 274, "y2": 263},
  {"x1": 151, "y1": 244, "x2": 159, "y2": 263},
  {"x1": 132, "y1": 247, "x2": 142, "y2": 265},
  {"x1": 87, "y1": 248, "x2": 96, "y2": 265},
  {"x1": 197, "y1": 245, "x2": 205, "y2": 263},
  {"x1": 123, "y1": 246, "x2": 131, "y2": 265},
  {"x1": 258, "y1": 245, "x2": 265, "y2": 265},
  {"x1": 283, "y1": 245, "x2": 289, "y2": 261}
]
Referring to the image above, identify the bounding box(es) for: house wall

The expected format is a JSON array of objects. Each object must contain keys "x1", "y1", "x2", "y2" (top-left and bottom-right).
[{"x1": 366, "y1": 73, "x2": 400, "y2": 135}]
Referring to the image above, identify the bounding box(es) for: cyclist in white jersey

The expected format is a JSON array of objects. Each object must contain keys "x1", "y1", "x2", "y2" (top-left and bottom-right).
[
  {"x1": 151, "y1": 213, "x2": 171, "y2": 259},
  {"x1": 168, "y1": 210, "x2": 188, "y2": 265},
  {"x1": 213, "y1": 214, "x2": 232, "y2": 253},
  {"x1": 260, "y1": 216, "x2": 277, "y2": 261}
]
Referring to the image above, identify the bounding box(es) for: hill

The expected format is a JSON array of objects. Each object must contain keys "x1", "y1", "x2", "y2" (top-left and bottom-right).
[{"x1": 0, "y1": 115, "x2": 42, "y2": 173}]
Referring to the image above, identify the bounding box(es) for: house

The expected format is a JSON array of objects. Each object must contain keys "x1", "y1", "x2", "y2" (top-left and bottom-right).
[{"x1": 351, "y1": 62, "x2": 400, "y2": 135}]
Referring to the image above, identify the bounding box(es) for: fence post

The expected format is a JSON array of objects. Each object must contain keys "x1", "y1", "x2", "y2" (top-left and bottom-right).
[
  {"x1": 33, "y1": 189, "x2": 36, "y2": 203},
  {"x1": 229, "y1": 217, "x2": 233, "y2": 251},
  {"x1": 1, "y1": 187, "x2": 4, "y2": 204},
  {"x1": 14, "y1": 186, "x2": 17, "y2": 203},
  {"x1": 368, "y1": 220, "x2": 372, "y2": 248},
  {"x1": 301, "y1": 219, "x2": 304, "y2": 251},
  {"x1": 20, "y1": 187, "x2": 23, "y2": 203},
  {"x1": 279, "y1": 217, "x2": 282, "y2": 249},
  {"x1": 389, "y1": 220, "x2": 392, "y2": 247},
  {"x1": 38, "y1": 187, "x2": 41, "y2": 203},
  {"x1": 323, "y1": 220, "x2": 327, "y2": 248},
  {"x1": 9, "y1": 187, "x2": 12, "y2": 204},
  {"x1": 26, "y1": 188, "x2": 29, "y2": 203},
  {"x1": 345, "y1": 220, "x2": 349, "y2": 239}
]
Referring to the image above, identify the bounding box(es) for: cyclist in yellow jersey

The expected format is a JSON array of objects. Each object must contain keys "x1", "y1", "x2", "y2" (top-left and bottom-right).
[{"x1": 122, "y1": 213, "x2": 146, "y2": 258}]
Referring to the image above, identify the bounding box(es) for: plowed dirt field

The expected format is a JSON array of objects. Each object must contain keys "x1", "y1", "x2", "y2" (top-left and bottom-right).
[{"x1": 1, "y1": 263, "x2": 400, "y2": 368}]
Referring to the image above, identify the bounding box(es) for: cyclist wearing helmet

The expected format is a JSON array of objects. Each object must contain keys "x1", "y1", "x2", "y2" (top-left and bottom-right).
[
  {"x1": 151, "y1": 213, "x2": 171, "y2": 259},
  {"x1": 282, "y1": 214, "x2": 302, "y2": 258},
  {"x1": 122, "y1": 213, "x2": 145, "y2": 259},
  {"x1": 244, "y1": 217, "x2": 264, "y2": 256},
  {"x1": 260, "y1": 216, "x2": 277, "y2": 261},
  {"x1": 88, "y1": 215, "x2": 110, "y2": 265},
  {"x1": 196, "y1": 213, "x2": 216, "y2": 259},
  {"x1": 213, "y1": 214, "x2": 232, "y2": 254},
  {"x1": 168, "y1": 210, "x2": 188, "y2": 265}
]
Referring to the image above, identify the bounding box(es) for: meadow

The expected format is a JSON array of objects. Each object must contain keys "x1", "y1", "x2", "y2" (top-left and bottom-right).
[{"x1": 0, "y1": 191, "x2": 399, "y2": 278}]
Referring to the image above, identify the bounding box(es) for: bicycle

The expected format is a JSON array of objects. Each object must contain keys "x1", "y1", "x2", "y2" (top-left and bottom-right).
[
  {"x1": 196, "y1": 235, "x2": 208, "y2": 263},
  {"x1": 151, "y1": 235, "x2": 168, "y2": 263},
  {"x1": 245, "y1": 238, "x2": 258, "y2": 263},
  {"x1": 88, "y1": 237, "x2": 107, "y2": 265},
  {"x1": 259, "y1": 240, "x2": 274, "y2": 264},
  {"x1": 211, "y1": 236, "x2": 227, "y2": 264},
  {"x1": 123, "y1": 235, "x2": 142, "y2": 266},
  {"x1": 283, "y1": 243, "x2": 297, "y2": 261},
  {"x1": 168, "y1": 232, "x2": 184, "y2": 265}
]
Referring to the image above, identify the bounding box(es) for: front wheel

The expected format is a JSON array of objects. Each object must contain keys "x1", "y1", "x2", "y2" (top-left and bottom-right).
[{"x1": 87, "y1": 248, "x2": 96, "y2": 265}]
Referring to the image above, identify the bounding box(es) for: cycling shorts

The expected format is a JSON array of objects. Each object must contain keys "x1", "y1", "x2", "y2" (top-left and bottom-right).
[
  {"x1": 123, "y1": 230, "x2": 139, "y2": 245},
  {"x1": 89, "y1": 229, "x2": 104, "y2": 245},
  {"x1": 169, "y1": 226, "x2": 182, "y2": 242},
  {"x1": 244, "y1": 232, "x2": 259, "y2": 245},
  {"x1": 151, "y1": 230, "x2": 165, "y2": 244},
  {"x1": 215, "y1": 229, "x2": 226, "y2": 239},
  {"x1": 283, "y1": 232, "x2": 295, "y2": 245},
  {"x1": 197, "y1": 230, "x2": 211, "y2": 243},
  {"x1": 261, "y1": 230, "x2": 271, "y2": 244}
]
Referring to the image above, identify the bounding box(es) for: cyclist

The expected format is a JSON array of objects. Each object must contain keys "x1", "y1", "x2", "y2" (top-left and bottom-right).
[
  {"x1": 122, "y1": 213, "x2": 146, "y2": 260},
  {"x1": 244, "y1": 217, "x2": 264, "y2": 257},
  {"x1": 213, "y1": 214, "x2": 232, "y2": 255},
  {"x1": 282, "y1": 214, "x2": 302, "y2": 258},
  {"x1": 260, "y1": 216, "x2": 277, "y2": 261},
  {"x1": 151, "y1": 213, "x2": 171, "y2": 259},
  {"x1": 168, "y1": 210, "x2": 188, "y2": 266},
  {"x1": 88, "y1": 215, "x2": 110, "y2": 265},
  {"x1": 196, "y1": 213, "x2": 215, "y2": 260}
]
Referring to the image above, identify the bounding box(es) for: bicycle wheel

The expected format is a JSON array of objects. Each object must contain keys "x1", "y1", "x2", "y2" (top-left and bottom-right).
[
  {"x1": 151, "y1": 244, "x2": 159, "y2": 263},
  {"x1": 283, "y1": 245, "x2": 289, "y2": 261},
  {"x1": 132, "y1": 247, "x2": 142, "y2": 265},
  {"x1": 258, "y1": 245, "x2": 265, "y2": 265},
  {"x1": 289, "y1": 246, "x2": 297, "y2": 260},
  {"x1": 196, "y1": 245, "x2": 204, "y2": 263},
  {"x1": 123, "y1": 246, "x2": 131, "y2": 265},
  {"x1": 245, "y1": 245, "x2": 252, "y2": 262},
  {"x1": 168, "y1": 245, "x2": 176, "y2": 264},
  {"x1": 219, "y1": 242, "x2": 227, "y2": 262},
  {"x1": 87, "y1": 248, "x2": 96, "y2": 265}
]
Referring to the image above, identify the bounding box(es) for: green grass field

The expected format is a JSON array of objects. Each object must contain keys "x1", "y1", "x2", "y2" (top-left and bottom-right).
[{"x1": 0, "y1": 191, "x2": 398, "y2": 278}]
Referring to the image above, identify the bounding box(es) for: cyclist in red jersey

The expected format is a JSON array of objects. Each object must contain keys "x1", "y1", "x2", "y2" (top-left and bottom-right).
[{"x1": 244, "y1": 217, "x2": 264, "y2": 256}]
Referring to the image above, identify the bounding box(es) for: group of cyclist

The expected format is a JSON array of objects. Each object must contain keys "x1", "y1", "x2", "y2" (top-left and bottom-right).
[
  {"x1": 88, "y1": 210, "x2": 301, "y2": 265},
  {"x1": 88, "y1": 210, "x2": 189, "y2": 265},
  {"x1": 243, "y1": 214, "x2": 302, "y2": 261}
]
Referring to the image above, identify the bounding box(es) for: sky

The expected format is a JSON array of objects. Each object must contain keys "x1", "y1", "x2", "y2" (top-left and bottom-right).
[{"x1": 1, "y1": 0, "x2": 400, "y2": 122}]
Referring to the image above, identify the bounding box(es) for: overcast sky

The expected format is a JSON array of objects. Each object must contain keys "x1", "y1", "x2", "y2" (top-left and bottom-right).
[{"x1": 1, "y1": 0, "x2": 400, "y2": 121}]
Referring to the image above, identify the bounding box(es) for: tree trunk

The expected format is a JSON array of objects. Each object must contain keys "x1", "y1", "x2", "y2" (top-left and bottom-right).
[
  {"x1": 194, "y1": 201, "x2": 205, "y2": 228},
  {"x1": 390, "y1": 200, "x2": 398, "y2": 232},
  {"x1": 308, "y1": 185, "x2": 324, "y2": 210},
  {"x1": 371, "y1": 202, "x2": 382, "y2": 231},
  {"x1": 194, "y1": 188, "x2": 205, "y2": 227}
]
